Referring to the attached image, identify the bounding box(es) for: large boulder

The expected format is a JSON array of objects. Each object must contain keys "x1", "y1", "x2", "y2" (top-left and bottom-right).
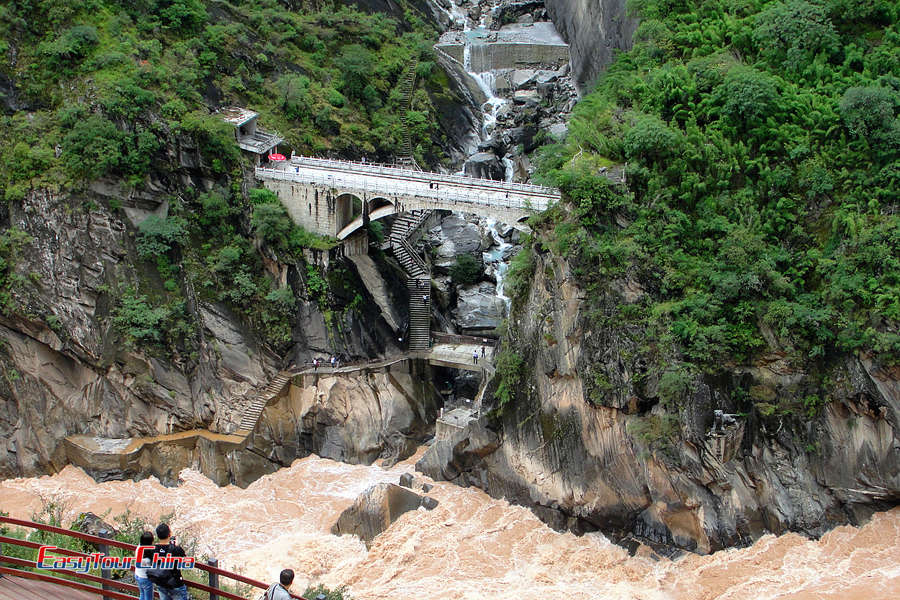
[
  {"x1": 331, "y1": 482, "x2": 436, "y2": 545},
  {"x1": 454, "y1": 282, "x2": 507, "y2": 331},
  {"x1": 464, "y1": 152, "x2": 506, "y2": 181},
  {"x1": 428, "y1": 214, "x2": 485, "y2": 267}
]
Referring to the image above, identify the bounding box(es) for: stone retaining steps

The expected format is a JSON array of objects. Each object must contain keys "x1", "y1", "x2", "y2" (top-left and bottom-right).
[
  {"x1": 236, "y1": 371, "x2": 293, "y2": 434},
  {"x1": 389, "y1": 210, "x2": 433, "y2": 350},
  {"x1": 397, "y1": 59, "x2": 420, "y2": 170}
]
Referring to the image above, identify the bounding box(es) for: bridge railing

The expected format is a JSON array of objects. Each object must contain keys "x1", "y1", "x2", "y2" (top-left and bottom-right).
[
  {"x1": 0, "y1": 516, "x2": 305, "y2": 600},
  {"x1": 288, "y1": 155, "x2": 561, "y2": 197},
  {"x1": 256, "y1": 166, "x2": 554, "y2": 213}
]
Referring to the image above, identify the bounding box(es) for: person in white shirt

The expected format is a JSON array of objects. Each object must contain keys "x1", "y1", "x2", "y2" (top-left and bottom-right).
[
  {"x1": 265, "y1": 569, "x2": 295, "y2": 600},
  {"x1": 134, "y1": 531, "x2": 155, "y2": 600}
]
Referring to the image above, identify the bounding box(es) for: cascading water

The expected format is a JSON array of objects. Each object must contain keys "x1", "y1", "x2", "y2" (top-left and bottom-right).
[
  {"x1": 482, "y1": 218, "x2": 514, "y2": 309},
  {"x1": 448, "y1": 0, "x2": 514, "y2": 182}
]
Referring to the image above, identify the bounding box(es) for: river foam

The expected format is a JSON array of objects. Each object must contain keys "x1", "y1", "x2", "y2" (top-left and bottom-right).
[{"x1": 1, "y1": 451, "x2": 897, "y2": 599}]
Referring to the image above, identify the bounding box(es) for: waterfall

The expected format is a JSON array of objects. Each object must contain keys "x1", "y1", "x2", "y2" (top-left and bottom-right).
[{"x1": 449, "y1": 0, "x2": 512, "y2": 181}]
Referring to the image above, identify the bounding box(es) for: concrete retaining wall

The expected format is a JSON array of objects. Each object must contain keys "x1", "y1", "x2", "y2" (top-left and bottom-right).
[
  {"x1": 436, "y1": 41, "x2": 568, "y2": 72},
  {"x1": 261, "y1": 179, "x2": 353, "y2": 237}
]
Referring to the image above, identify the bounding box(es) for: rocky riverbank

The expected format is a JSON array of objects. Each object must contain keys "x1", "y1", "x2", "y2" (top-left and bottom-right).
[{"x1": 418, "y1": 246, "x2": 900, "y2": 553}]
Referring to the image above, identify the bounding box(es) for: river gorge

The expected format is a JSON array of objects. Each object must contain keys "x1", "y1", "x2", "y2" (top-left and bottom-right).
[
  {"x1": 1, "y1": 451, "x2": 898, "y2": 599},
  {"x1": 0, "y1": 0, "x2": 897, "y2": 598}
]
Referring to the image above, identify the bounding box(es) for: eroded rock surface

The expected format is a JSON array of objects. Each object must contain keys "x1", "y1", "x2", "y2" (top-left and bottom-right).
[
  {"x1": 420, "y1": 249, "x2": 900, "y2": 553},
  {"x1": 331, "y1": 482, "x2": 435, "y2": 545}
]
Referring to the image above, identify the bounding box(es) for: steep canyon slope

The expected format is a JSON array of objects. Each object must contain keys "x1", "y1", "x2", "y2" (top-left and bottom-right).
[
  {"x1": 420, "y1": 0, "x2": 900, "y2": 551},
  {"x1": 0, "y1": 0, "x2": 464, "y2": 479}
]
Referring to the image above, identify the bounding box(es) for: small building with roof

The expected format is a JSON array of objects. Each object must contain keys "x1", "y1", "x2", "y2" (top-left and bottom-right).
[{"x1": 219, "y1": 107, "x2": 284, "y2": 164}]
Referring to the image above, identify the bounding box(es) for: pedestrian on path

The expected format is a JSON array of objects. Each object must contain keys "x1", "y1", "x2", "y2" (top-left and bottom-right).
[
  {"x1": 314, "y1": 358, "x2": 319, "y2": 371},
  {"x1": 473, "y1": 350, "x2": 478, "y2": 364},
  {"x1": 330, "y1": 355, "x2": 336, "y2": 369},
  {"x1": 481, "y1": 345, "x2": 485, "y2": 358}
]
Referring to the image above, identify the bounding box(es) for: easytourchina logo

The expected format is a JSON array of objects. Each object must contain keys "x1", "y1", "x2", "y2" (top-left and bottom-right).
[{"x1": 37, "y1": 546, "x2": 196, "y2": 573}]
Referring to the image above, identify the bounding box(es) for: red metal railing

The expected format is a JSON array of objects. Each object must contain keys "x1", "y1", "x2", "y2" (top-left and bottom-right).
[{"x1": 0, "y1": 516, "x2": 306, "y2": 599}]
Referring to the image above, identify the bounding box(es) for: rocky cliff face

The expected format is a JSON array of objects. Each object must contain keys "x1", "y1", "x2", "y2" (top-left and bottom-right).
[
  {"x1": 0, "y1": 168, "x2": 403, "y2": 480},
  {"x1": 251, "y1": 364, "x2": 440, "y2": 469},
  {"x1": 419, "y1": 248, "x2": 900, "y2": 552},
  {"x1": 543, "y1": 0, "x2": 639, "y2": 91}
]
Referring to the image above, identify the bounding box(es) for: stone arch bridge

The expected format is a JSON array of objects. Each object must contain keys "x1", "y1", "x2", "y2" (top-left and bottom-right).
[{"x1": 256, "y1": 156, "x2": 561, "y2": 240}]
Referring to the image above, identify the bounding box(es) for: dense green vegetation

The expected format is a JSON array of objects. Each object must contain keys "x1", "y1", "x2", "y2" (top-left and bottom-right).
[
  {"x1": 0, "y1": 0, "x2": 453, "y2": 356},
  {"x1": 0, "y1": 0, "x2": 451, "y2": 194},
  {"x1": 448, "y1": 253, "x2": 483, "y2": 285},
  {"x1": 531, "y1": 0, "x2": 899, "y2": 390}
]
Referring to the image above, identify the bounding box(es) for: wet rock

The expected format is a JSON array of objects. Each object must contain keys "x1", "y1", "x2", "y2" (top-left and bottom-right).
[
  {"x1": 511, "y1": 69, "x2": 537, "y2": 89},
  {"x1": 421, "y1": 496, "x2": 440, "y2": 510},
  {"x1": 544, "y1": 0, "x2": 639, "y2": 91},
  {"x1": 464, "y1": 152, "x2": 506, "y2": 181},
  {"x1": 254, "y1": 366, "x2": 440, "y2": 471},
  {"x1": 513, "y1": 89, "x2": 541, "y2": 107},
  {"x1": 454, "y1": 282, "x2": 507, "y2": 331},
  {"x1": 506, "y1": 126, "x2": 538, "y2": 152},
  {"x1": 477, "y1": 135, "x2": 507, "y2": 157},
  {"x1": 547, "y1": 122, "x2": 568, "y2": 141},
  {"x1": 428, "y1": 214, "x2": 485, "y2": 267},
  {"x1": 399, "y1": 472, "x2": 414, "y2": 488},
  {"x1": 331, "y1": 482, "x2": 427, "y2": 545},
  {"x1": 74, "y1": 512, "x2": 118, "y2": 538}
]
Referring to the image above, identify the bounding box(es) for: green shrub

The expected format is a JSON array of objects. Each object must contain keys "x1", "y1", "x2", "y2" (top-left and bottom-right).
[
  {"x1": 112, "y1": 291, "x2": 171, "y2": 344},
  {"x1": 623, "y1": 113, "x2": 681, "y2": 162},
  {"x1": 136, "y1": 215, "x2": 188, "y2": 259},
  {"x1": 336, "y1": 44, "x2": 374, "y2": 99},
  {"x1": 449, "y1": 253, "x2": 482, "y2": 285},
  {"x1": 41, "y1": 25, "x2": 99, "y2": 62},
  {"x1": 839, "y1": 86, "x2": 897, "y2": 140},
  {"x1": 304, "y1": 584, "x2": 351, "y2": 600},
  {"x1": 0, "y1": 228, "x2": 33, "y2": 314},
  {"x1": 251, "y1": 203, "x2": 293, "y2": 248},
  {"x1": 61, "y1": 115, "x2": 124, "y2": 180},
  {"x1": 752, "y1": 0, "x2": 838, "y2": 69},
  {"x1": 494, "y1": 349, "x2": 526, "y2": 408}
]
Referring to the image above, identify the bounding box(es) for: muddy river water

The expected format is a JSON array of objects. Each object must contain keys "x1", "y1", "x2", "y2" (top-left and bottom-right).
[{"x1": 1, "y1": 449, "x2": 897, "y2": 599}]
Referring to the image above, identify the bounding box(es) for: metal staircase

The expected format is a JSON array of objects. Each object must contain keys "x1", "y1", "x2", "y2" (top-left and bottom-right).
[
  {"x1": 237, "y1": 371, "x2": 293, "y2": 433},
  {"x1": 397, "y1": 60, "x2": 421, "y2": 171},
  {"x1": 390, "y1": 210, "x2": 432, "y2": 350}
]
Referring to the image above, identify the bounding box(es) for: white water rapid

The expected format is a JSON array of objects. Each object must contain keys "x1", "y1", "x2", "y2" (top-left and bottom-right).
[{"x1": 1, "y1": 452, "x2": 898, "y2": 599}]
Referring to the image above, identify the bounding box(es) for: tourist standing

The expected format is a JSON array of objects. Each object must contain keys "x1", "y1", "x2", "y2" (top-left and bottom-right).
[
  {"x1": 473, "y1": 350, "x2": 478, "y2": 364},
  {"x1": 148, "y1": 524, "x2": 188, "y2": 600},
  {"x1": 134, "y1": 531, "x2": 155, "y2": 600},
  {"x1": 264, "y1": 569, "x2": 295, "y2": 600}
]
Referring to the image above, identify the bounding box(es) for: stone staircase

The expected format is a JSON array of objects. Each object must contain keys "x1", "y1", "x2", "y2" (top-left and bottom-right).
[
  {"x1": 397, "y1": 59, "x2": 420, "y2": 171},
  {"x1": 390, "y1": 210, "x2": 432, "y2": 350},
  {"x1": 237, "y1": 371, "x2": 294, "y2": 434}
]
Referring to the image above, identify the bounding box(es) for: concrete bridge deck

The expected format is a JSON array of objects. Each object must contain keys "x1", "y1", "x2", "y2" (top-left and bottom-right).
[
  {"x1": 256, "y1": 156, "x2": 560, "y2": 239},
  {"x1": 297, "y1": 342, "x2": 495, "y2": 376}
]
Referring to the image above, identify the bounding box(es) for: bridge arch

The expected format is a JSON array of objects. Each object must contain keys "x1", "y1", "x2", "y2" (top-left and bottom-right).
[
  {"x1": 334, "y1": 192, "x2": 363, "y2": 233},
  {"x1": 367, "y1": 196, "x2": 394, "y2": 213}
]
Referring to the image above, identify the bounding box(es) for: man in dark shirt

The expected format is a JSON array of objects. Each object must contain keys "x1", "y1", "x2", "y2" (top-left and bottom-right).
[{"x1": 150, "y1": 523, "x2": 189, "y2": 600}]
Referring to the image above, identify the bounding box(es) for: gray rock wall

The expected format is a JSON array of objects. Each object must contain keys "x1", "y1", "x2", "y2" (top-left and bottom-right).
[
  {"x1": 543, "y1": 0, "x2": 639, "y2": 91},
  {"x1": 419, "y1": 248, "x2": 900, "y2": 552}
]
